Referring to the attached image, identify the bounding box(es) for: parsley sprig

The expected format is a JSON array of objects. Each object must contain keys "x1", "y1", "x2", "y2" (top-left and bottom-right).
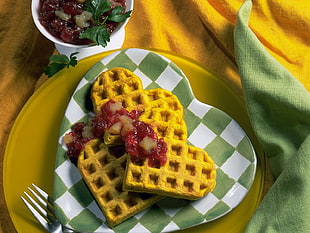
[
  {"x1": 80, "y1": 0, "x2": 132, "y2": 47},
  {"x1": 44, "y1": 52, "x2": 79, "y2": 78}
]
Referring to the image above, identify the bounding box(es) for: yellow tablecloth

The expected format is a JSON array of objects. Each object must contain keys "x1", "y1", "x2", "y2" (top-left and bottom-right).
[{"x1": 0, "y1": 0, "x2": 309, "y2": 232}]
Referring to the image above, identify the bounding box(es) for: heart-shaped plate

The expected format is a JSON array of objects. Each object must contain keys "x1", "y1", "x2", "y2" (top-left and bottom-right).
[{"x1": 53, "y1": 48, "x2": 257, "y2": 233}]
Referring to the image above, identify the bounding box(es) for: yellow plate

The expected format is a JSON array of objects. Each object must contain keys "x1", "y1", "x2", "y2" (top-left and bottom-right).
[{"x1": 4, "y1": 48, "x2": 265, "y2": 233}]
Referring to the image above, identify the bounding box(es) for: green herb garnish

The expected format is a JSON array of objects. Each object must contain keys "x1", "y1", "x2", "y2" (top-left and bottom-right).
[
  {"x1": 79, "y1": 0, "x2": 132, "y2": 47},
  {"x1": 44, "y1": 52, "x2": 79, "y2": 78}
]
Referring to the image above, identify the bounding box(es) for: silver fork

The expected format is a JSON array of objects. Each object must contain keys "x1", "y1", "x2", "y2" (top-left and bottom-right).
[{"x1": 21, "y1": 184, "x2": 77, "y2": 233}]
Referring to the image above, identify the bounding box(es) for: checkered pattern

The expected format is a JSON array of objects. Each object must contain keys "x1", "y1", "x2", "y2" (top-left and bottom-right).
[{"x1": 53, "y1": 48, "x2": 257, "y2": 232}]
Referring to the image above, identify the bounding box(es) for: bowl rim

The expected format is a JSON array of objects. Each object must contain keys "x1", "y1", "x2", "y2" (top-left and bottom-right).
[{"x1": 31, "y1": 0, "x2": 134, "y2": 48}]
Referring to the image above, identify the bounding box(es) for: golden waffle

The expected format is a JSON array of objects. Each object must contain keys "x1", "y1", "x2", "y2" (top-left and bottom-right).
[
  {"x1": 110, "y1": 88, "x2": 184, "y2": 114},
  {"x1": 103, "y1": 131, "x2": 123, "y2": 146},
  {"x1": 91, "y1": 67, "x2": 184, "y2": 115},
  {"x1": 123, "y1": 138, "x2": 217, "y2": 200},
  {"x1": 78, "y1": 139, "x2": 164, "y2": 227},
  {"x1": 91, "y1": 68, "x2": 143, "y2": 114},
  {"x1": 138, "y1": 107, "x2": 187, "y2": 142}
]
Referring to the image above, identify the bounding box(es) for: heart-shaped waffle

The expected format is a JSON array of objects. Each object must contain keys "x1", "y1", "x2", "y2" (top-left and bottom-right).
[
  {"x1": 91, "y1": 68, "x2": 188, "y2": 145},
  {"x1": 123, "y1": 138, "x2": 216, "y2": 200},
  {"x1": 92, "y1": 68, "x2": 184, "y2": 115},
  {"x1": 78, "y1": 138, "x2": 164, "y2": 227}
]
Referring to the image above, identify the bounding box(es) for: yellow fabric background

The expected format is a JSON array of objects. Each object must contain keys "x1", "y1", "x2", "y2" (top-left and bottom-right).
[
  {"x1": 124, "y1": 0, "x2": 310, "y2": 93},
  {"x1": 0, "y1": 0, "x2": 309, "y2": 232}
]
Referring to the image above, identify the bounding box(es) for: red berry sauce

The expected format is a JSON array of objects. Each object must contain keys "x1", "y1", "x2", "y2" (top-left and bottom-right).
[
  {"x1": 64, "y1": 100, "x2": 168, "y2": 168},
  {"x1": 65, "y1": 122, "x2": 95, "y2": 164},
  {"x1": 38, "y1": 0, "x2": 126, "y2": 45},
  {"x1": 125, "y1": 121, "x2": 167, "y2": 168}
]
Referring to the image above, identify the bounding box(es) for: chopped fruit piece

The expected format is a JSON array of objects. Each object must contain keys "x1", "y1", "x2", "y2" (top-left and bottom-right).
[{"x1": 139, "y1": 136, "x2": 157, "y2": 152}]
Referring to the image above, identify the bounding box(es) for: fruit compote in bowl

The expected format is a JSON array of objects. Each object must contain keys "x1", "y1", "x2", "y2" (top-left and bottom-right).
[{"x1": 31, "y1": 0, "x2": 134, "y2": 57}]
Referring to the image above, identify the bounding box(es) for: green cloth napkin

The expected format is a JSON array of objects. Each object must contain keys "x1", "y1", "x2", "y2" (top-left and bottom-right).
[{"x1": 234, "y1": 0, "x2": 310, "y2": 232}]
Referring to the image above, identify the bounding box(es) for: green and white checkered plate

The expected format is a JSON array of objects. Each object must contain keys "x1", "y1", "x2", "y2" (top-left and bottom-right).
[{"x1": 53, "y1": 48, "x2": 257, "y2": 233}]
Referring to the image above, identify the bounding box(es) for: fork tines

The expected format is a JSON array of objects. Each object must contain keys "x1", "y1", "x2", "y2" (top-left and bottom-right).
[{"x1": 21, "y1": 184, "x2": 56, "y2": 226}]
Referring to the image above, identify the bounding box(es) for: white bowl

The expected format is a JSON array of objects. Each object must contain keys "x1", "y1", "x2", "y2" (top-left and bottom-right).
[{"x1": 31, "y1": 0, "x2": 134, "y2": 49}]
